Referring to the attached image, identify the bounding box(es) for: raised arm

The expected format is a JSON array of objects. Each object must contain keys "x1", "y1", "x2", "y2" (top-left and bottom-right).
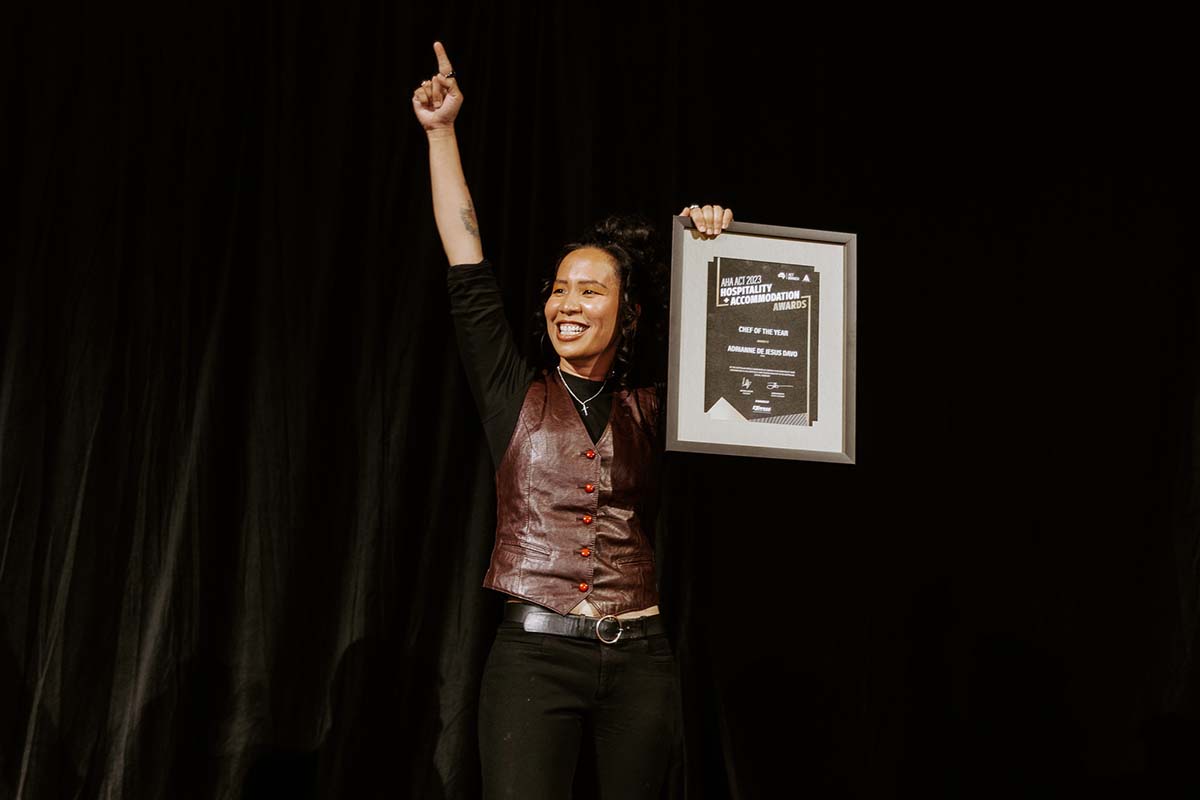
[{"x1": 412, "y1": 41, "x2": 482, "y2": 266}]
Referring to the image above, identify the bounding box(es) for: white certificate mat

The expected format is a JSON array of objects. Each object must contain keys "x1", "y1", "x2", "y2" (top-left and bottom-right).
[{"x1": 666, "y1": 217, "x2": 856, "y2": 463}]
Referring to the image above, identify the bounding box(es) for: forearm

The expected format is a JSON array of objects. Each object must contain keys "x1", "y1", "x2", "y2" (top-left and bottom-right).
[{"x1": 427, "y1": 127, "x2": 483, "y2": 266}]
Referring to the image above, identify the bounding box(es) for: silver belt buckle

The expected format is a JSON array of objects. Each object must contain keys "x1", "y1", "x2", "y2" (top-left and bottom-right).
[{"x1": 595, "y1": 614, "x2": 623, "y2": 644}]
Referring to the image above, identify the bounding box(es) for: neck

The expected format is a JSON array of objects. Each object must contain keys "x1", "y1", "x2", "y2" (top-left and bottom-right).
[{"x1": 559, "y1": 354, "x2": 614, "y2": 381}]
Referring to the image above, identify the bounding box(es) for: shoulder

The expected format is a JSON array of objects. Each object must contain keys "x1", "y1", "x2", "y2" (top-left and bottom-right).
[
  {"x1": 530, "y1": 367, "x2": 551, "y2": 390},
  {"x1": 518, "y1": 368, "x2": 551, "y2": 407},
  {"x1": 619, "y1": 382, "x2": 662, "y2": 432},
  {"x1": 632, "y1": 381, "x2": 661, "y2": 407},
  {"x1": 634, "y1": 383, "x2": 659, "y2": 411}
]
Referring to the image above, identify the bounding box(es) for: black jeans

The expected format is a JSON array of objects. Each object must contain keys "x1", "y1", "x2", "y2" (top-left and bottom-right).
[{"x1": 478, "y1": 617, "x2": 682, "y2": 799}]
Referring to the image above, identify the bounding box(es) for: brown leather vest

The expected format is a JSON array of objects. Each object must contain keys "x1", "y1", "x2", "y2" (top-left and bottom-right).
[{"x1": 483, "y1": 368, "x2": 662, "y2": 615}]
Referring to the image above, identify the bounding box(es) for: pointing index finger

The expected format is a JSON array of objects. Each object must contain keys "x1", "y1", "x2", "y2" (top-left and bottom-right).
[{"x1": 433, "y1": 41, "x2": 454, "y2": 76}]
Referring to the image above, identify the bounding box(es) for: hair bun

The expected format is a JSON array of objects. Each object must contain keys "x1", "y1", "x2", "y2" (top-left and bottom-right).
[{"x1": 586, "y1": 213, "x2": 660, "y2": 268}]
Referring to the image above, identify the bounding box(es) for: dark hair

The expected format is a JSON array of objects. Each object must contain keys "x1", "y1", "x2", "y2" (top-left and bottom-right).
[{"x1": 533, "y1": 213, "x2": 669, "y2": 389}]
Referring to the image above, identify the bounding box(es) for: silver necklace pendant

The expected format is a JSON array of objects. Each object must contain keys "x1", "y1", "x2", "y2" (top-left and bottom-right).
[{"x1": 558, "y1": 366, "x2": 606, "y2": 418}]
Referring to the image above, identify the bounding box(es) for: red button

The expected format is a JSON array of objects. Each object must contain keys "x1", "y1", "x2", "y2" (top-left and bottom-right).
[
  {"x1": 585, "y1": 449, "x2": 596, "y2": 459},
  {"x1": 582, "y1": 514, "x2": 593, "y2": 525},
  {"x1": 578, "y1": 582, "x2": 589, "y2": 592},
  {"x1": 580, "y1": 547, "x2": 591, "y2": 557},
  {"x1": 584, "y1": 483, "x2": 595, "y2": 493}
]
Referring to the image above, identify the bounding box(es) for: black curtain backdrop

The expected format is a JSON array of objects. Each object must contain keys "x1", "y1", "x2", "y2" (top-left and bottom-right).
[{"x1": 3, "y1": 2, "x2": 1197, "y2": 798}]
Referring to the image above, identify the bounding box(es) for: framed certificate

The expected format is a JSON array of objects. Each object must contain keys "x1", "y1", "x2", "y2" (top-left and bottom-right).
[{"x1": 666, "y1": 216, "x2": 856, "y2": 463}]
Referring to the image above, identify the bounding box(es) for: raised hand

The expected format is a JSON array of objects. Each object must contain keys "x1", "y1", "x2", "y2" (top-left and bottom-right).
[
  {"x1": 680, "y1": 204, "x2": 733, "y2": 237},
  {"x1": 412, "y1": 41, "x2": 462, "y2": 131}
]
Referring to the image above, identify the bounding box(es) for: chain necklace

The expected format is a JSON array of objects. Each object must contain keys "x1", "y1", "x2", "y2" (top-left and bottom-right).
[{"x1": 557, "y1": 366, "x2": 608, "y2": 416}]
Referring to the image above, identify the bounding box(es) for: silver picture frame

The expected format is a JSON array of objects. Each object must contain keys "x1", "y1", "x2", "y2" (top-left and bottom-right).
[{"x1": 666, "y1": 216, "x2": 857, "y2": 463}]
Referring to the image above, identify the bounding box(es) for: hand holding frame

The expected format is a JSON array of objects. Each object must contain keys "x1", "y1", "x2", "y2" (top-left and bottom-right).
[{"x1": 680, "y1": 204, "x2": 734, "y2": 237}]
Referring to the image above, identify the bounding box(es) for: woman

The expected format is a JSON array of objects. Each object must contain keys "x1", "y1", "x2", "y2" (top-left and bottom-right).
[{"x1": 413, "y1": 41, "x2": 732, "y2": 798}]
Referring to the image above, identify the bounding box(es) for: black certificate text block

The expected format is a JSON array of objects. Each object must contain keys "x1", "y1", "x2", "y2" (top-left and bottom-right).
[{"x1": 704, "y1": 257, "x2": 820, "y2": 426}]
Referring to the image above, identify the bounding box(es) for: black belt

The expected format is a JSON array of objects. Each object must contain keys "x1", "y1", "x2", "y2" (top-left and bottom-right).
[{"x1": 503, "y1": 602, "x2": 666, "y2": 644}]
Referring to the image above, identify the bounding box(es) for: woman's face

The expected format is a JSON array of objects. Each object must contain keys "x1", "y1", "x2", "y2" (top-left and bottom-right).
[{"x1": 543, "y1": 247, "x2": 622, "y2": 379}]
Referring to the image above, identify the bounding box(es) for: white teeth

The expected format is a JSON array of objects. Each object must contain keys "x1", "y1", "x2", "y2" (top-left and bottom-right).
[{"x1": 558, "y1": 323, "x2": 586, "y2": 336}]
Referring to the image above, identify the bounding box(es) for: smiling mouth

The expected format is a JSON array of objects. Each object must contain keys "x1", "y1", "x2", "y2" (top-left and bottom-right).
[{"x1": 556, "y1": 322, "x2": 589, "y2": 341}]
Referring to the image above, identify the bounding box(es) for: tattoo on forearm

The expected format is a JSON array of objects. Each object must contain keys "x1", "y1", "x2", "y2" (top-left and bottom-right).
[{"x1": 460, "y1": 205, "x2": 479, "y2": 238}]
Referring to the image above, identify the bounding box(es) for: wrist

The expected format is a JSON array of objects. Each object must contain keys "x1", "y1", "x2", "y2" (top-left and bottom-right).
[{"x1": 425, "y1": 126, "x2": 457, "y2": 141}]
